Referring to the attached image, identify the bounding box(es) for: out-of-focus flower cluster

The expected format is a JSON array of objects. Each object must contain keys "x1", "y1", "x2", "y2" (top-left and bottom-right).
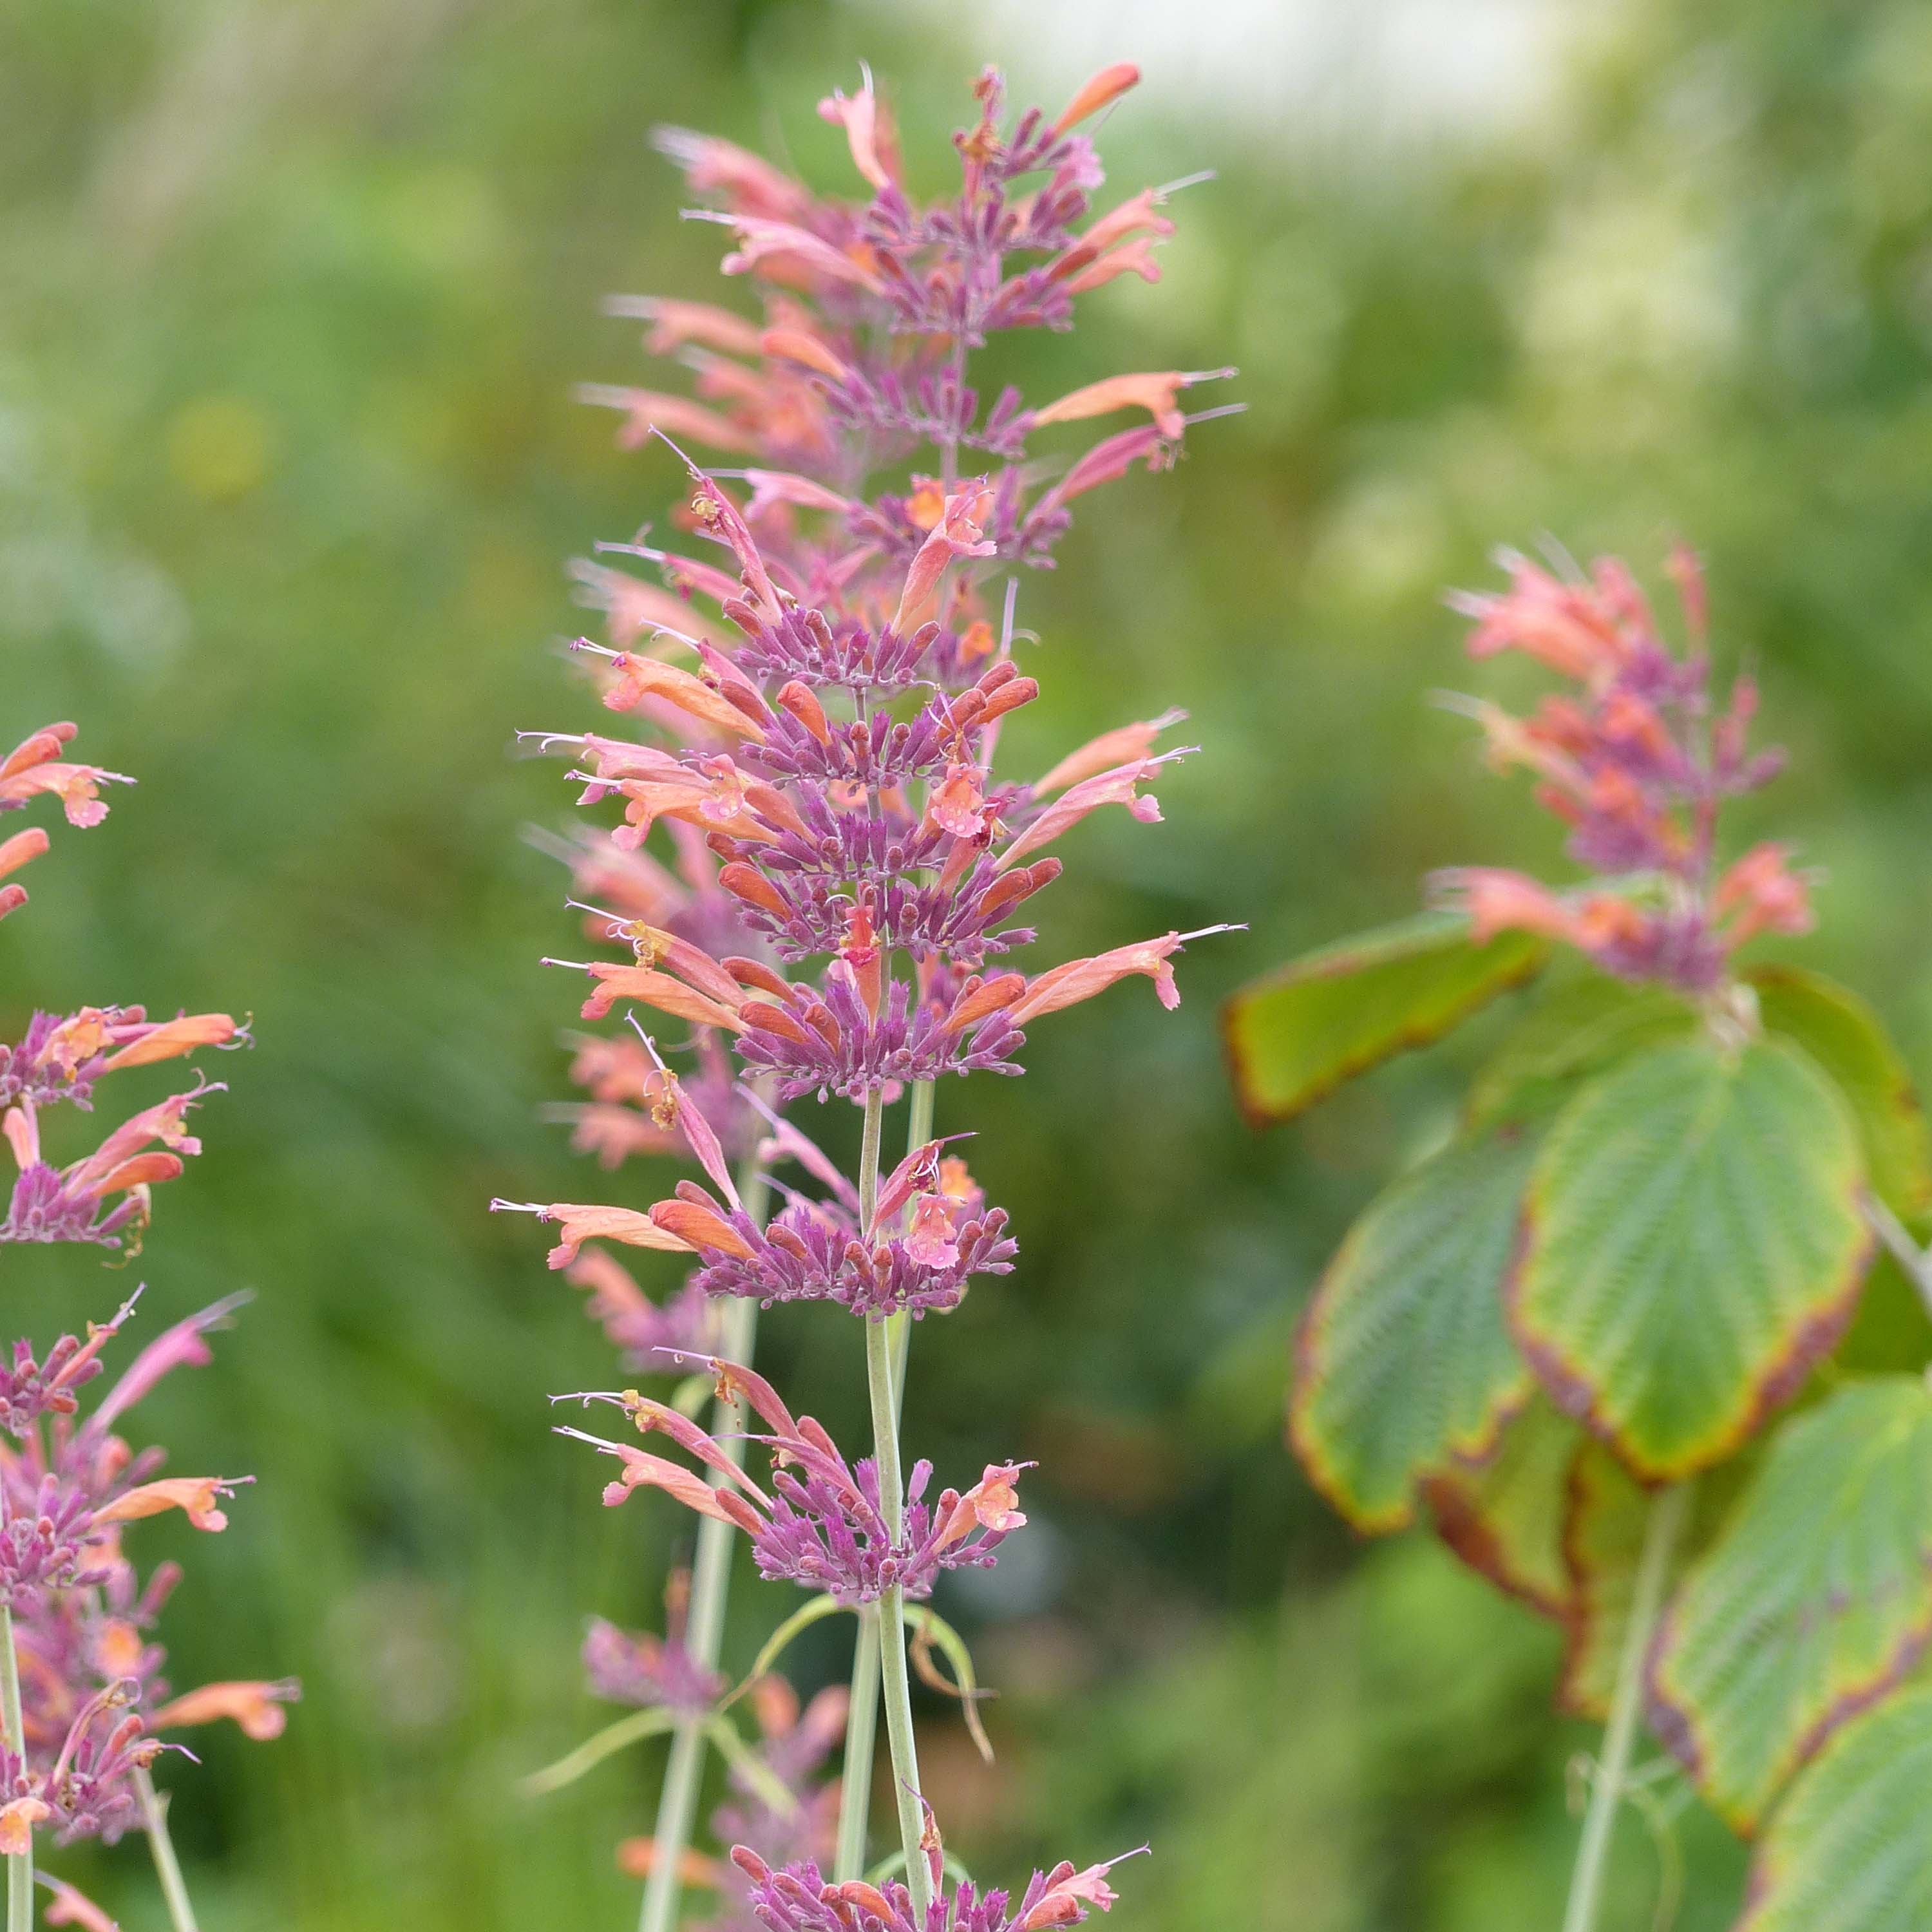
[
  {"x1": 0, "y1": 724, "x2": 249, "y2": 1253},
  {"x1": 0, "y1": 724, "x2": 131, "y2": 925},
  {"x1": 0, "y1": 715, "x2": 290, "y2": 1918},
  {"x1": 583, "y1": 1571, "x2": 726, "y2": 1719},
  {"x1": 616, "y1": 1674, "x2": 850, "y2": 1932},
  {"x1": 1430, "y1": 548, "x2": 1809, "y2": 994},
  {"x1": 558, "y1": 1359, "x2": 1027, "y2": 1608},
  {"x1": 0, "y1": 1296, "x2": 296, "y2": 1854}
]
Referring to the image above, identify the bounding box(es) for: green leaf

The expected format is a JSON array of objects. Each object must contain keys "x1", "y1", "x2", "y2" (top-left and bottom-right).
[
  {"x1": 721, "y1": 1593, "x2": 846, "y2": 1710},
  {"x1": 1830, "y1": 1247, "x2": 1932, "y2": 1377},
  {"x1": 520, "y1": 1705, "x2": 677, "y2": 1796},
  {"x1": 1555, "y1": 1438, "x2": 1652, "y2": 1719},
  {"x1": 1736, "y1": 1684, "x2": 1932, "y2": 1931},
  {"x1": 904, "y1": 1603, "x2": 996, "y2": 1765},
  {"x1": 1509, "y1": 1038, "x2": 1873, "y2": 1481},
  {"x1": 1291, "y1": 1120, "x2": 1544, "y2": 1532},
  {"x1": 1747, "y1": 965, "x2": 1932, "y2": 1220},
  {"x1": 1649, "y1": 1376, "x2": 1932, "y2": 1830},
  {"x1": 1423, "y1": 1394, "x2": 1582, "y2": 1618},
  {"x1": 704, "y1": 1713, "x2": 799, "y2": 1817},
  {"x1": 1224, "y1": 913, "x2": 1546, "y2": 1125},
  {"x1": 1463, "y1": 974, "x2": 1697, "y2": 1130}
]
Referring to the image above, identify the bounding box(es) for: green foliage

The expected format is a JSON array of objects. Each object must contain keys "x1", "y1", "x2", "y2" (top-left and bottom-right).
[
  {"x1": 1423, "y1": 1395, "x2": 1580, "y2": 1618},
  {"x1": 1222, "y1": 916, "x2": 1545, "y2": 1126},
  {"x1": 1649, "y1": 1377, "x2": 1932, "y2": 1830},
  {"x1": 1552, "y1": 1439, "x2": 1653, "y2": 1720},
  {"x1": 1289, "y1": 1121, "x2": 1544, "y2": 1530},
  {"x1": 1746, "y1": 966, "x2": 1932, "y2": 1220},
  {"x1": 1462, "y1": 976, "x2": 1697, "y2": 1130},
  {"x1": 1736, "y1": 1683, "x2": 1932, "y2": 1932},
  {"x1": 1509, "y1": 1039, "x2": 1872, "y2": 1481}
]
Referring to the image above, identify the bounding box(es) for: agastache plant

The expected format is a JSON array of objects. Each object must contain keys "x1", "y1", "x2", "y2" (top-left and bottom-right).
[
  {"x1": 1227, "y1": 553, "x2": 1932, "y2": 1931},
  {"x1": 497, "y1": 62, "x2": 1230, "y2": 1932},
  {"x1": 0, "y1": 723, "x2": 295, "y2": 1932}
]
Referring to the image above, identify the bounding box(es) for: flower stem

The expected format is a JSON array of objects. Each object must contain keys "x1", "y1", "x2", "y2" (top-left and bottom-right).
[
  {"x1": 1560, "y1": 1481, "x2": 1690, "y2": 1932},
  {"x1": 886, "y1": 1081, "x2": 934, "y2": 1405},
  {"x1": 638, "y1": 1157, "x2": 772, "y2": 1932},
  {"x1": 137, "y1": 1765, "x2": 200, "y2": 1932},
  {"x1": 865, "y1": 1311, "x2": 930, "y2": 1923},
  {"x1": 0, "y1": 1605, "x2": 29, "y2": 1932},
  {"x1": 833, "y1": 1607, "x2": 883, "y2": 1881},
  {"x1": 833, "y1": 1078, "x2": 934, "y2": 1881}
]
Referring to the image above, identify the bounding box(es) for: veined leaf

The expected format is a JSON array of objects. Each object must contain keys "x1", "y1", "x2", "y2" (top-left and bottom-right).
[
  {"x1": 1556, "y1": 1446, "x2": 1748, "y2": 1720},
  {"x1": 1423, "y1": 1394, "x2": 1582, "y2": 1617},
  {"x1": 1649, "y1": 1376, "x2": 1932, "y2": 1831},
  {"x1": 1747, "y1": 965, "x2": 1932, "y2": 1220},
  {"x1": 1224, "y1": 913, "x2": 1546, "y2": 1126},
  {"x1": 1736, "y1": 1684, "x2": 1932, "y2": 1931},
  {"x1": 1464, "y1": 975, "x2": 1696, "y2": 1130},
  {"x1": 1556, "y1": 1439, "x2": 1653, "y2": 1718},
  {"x1": 1509, "y1": 1038, "x2": 1872, "y2": 1482},
  {"x1": 1830, "y1": 1247, "x2": 1932, "y2": 1377},
  {"x1": 1291, "y1": 1120, "x2": 1543, "y2": 1532}
]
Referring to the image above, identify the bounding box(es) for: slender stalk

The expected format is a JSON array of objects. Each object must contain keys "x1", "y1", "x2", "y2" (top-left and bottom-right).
[
  {"x1": 1561, "y1": 1482, "x2": 1690, "y2": 1932},
  {"x1": 1866, "y1": 1197, "x2": 1932, "y2": 1318},
  {"x1": 833, "y1": 1608, "x2": 883, "y2": 1880},
  {"x1": 0, "y1": 1605, "x2": 28, "y2": 1932},
  {"x1": 833, "y1": 1078, "x2": 934, "y2": 1880},
  {"x1": 137, "y1": 1765, "x2": 200, "y2": 1932},
  {"x1": 638, "y1": 1159, "x2": 772, "y2": 1932},
  {"x1": 856, "y1": 1084, "x2": 885, "y2": 1230},
  {"x1": 523, "y1": 1707, "x2": 676, "y2": 1797},
  {"x1": 865, "y1": 1311, "x2": 929, "y2": 1923},
  {"x1": 886, "y1": 1080, "x2": 935, "y2": 1405}
]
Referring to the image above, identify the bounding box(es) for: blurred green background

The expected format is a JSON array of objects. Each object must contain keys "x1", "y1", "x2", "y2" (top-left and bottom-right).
[{"x1": 4, "y1": 0, "x2": 1932, "y2": 1924}]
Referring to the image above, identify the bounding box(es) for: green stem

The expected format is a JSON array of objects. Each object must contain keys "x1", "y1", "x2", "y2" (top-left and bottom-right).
[
  {"x1": 866, "y1": 1312, "x2": 929, "y2": 1924},
  {"x1": 137, "y1": 1765, "x2": 200, "y2": 1932},
  {"x1": 884, "y1": 1081, "x2": 934, "y2": 1406},
  {"x1": 1561, "y1": 1482, "x2": 1690, "y2": 1932},
  {"x1": 1, "y1": 1606, "x2": 30, "y2": 1932},
  {"x1": 833, "y1": 1079, "x2": 934, "y2": 1881},
  {"x1": 523, "y1": 1707, "x2": 676, "y2": 1797},
  {"x1": 833, "y1": 1609, "x2": 882, "y2": 1882},
  {"x1": 638, "y1": 1159, "x2": 771, "y2": 1932}
]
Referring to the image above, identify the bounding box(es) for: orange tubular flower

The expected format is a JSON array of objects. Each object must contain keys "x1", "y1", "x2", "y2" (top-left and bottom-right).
[
  {"x1": 489, "y1": 1199, "x2": 697, "y2": 1271},
  {"x1": 1031, "y1": 368, "x2": 1236, "y2": 441},
  {"x1": 151, "y1": 1678, "x2": 301, "y2": 1741},
  {"x1": 95, "y1": 1475, "x2": 246, "y2": 1534}
]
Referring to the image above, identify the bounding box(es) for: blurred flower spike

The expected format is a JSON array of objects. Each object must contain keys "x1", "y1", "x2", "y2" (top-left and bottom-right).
[
  {"x1": 1431, "y1": 545, "x2": 1807, "y2": 995},
  {"x1": 0, "y1": 724, "x2": 134, "y2": 923},
  {"x1": 0, "y1": 712, "x2": 285, "y2": 1917},
  {"x1": 0, "y1": 1296, "x2": 296, "y2": 1855}
]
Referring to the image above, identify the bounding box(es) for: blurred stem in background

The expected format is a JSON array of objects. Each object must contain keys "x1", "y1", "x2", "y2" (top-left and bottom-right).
[
  {"x1": 137, "y1": 1766, "x2": 200, "y2": 1932},
  {"x1": 637, "y1": 1158, "x2": 772, "y2": 1932},
  {"x1": 1561, "y1": 1482, "x2": 1691, "y2": 1932},
  {"x1": 833, "y1": 1079, "x2": 934, "y2": 1881}
]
